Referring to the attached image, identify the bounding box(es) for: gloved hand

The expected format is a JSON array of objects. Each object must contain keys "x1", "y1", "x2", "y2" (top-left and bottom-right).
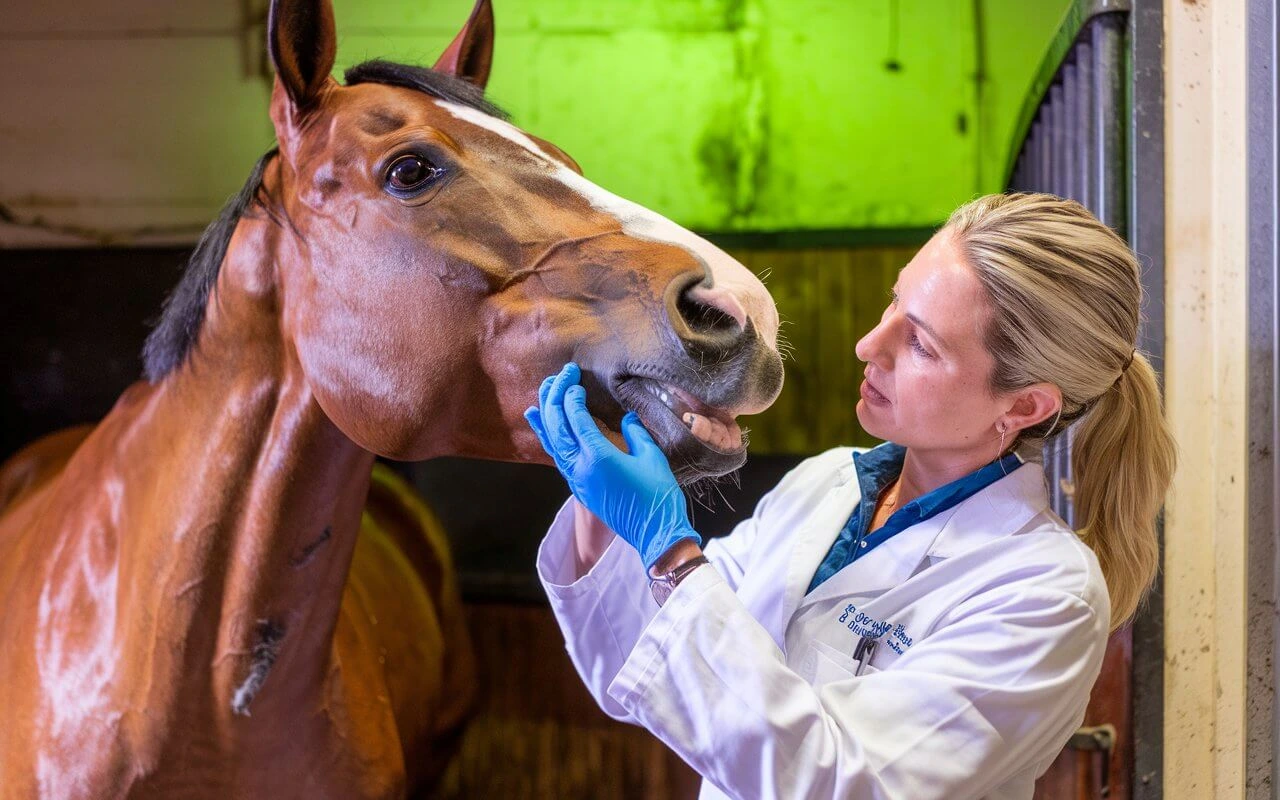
[{"x1": 525, "y1": 362, "x2": 702, "y2": 570}]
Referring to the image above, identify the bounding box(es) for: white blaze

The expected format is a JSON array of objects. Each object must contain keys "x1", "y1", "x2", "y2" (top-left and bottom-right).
[{"x1": 438, "y1": 102, "x2": 780, "y2": 346}]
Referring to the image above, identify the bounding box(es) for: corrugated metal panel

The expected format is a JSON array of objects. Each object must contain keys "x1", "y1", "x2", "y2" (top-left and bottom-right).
[{"x1": 1006, "y1": 7, "x2": 1129, "y2": 527}]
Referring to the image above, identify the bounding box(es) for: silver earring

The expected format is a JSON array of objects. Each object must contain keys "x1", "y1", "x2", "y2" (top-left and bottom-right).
[{"x1": 998, "y1": 424, "x2": 1007, "y2": 454}]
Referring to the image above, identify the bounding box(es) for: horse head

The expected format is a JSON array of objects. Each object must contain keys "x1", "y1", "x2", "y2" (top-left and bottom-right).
[{"x1": 150, "y1": 0, "x2": 783, "y2": 483}]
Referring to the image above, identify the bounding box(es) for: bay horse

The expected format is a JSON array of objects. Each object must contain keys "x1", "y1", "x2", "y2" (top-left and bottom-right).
[{"x1": 0, "y1": 0, "x2": 783, "y2": 796}]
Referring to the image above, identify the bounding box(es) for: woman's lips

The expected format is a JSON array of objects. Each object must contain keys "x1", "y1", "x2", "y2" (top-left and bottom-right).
[{"x1": 860, "y1": 377, "x2": 890, "y2": 406}]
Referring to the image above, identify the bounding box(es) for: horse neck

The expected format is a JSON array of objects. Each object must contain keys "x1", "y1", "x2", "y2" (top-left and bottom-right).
[{"x1": 116, "y1": 212, "x2": 376, "y2": 717}]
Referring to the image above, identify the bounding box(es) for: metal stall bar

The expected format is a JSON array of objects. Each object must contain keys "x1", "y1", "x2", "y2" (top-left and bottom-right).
[
  {"x1": 1002, "y1": 2, "x2": 1169, "y2": 799},
  {"x1": 1127, "y1": 3, "x2": 1166, "y2": 799},
  {"x1": 1246, "y1": 0, "x2": 1279, "y2": 796},
  {"x1": 1006, "y1": 3, "x2": 1132, "y2": 527}
]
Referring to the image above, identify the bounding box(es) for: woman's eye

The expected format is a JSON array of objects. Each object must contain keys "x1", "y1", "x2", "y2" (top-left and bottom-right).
[
  {"x1": 386, "y1": 155, "x2": 442, "y2": 194},
  {"x1": 909, "y1": 333, "x2": 932, "y2": 358}
]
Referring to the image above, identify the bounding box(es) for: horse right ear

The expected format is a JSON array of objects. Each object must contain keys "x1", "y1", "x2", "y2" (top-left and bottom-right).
[
  {"x1": 268, "y1": 0, "x2": 338, "y2": 111},
  {"x1": 432, "y1": 0, "x2": 495, "y2": 89}
]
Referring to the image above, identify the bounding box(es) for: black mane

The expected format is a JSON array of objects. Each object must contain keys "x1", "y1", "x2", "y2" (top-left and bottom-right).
[
  {"x1": 142, "y1": 149, "x2": 276, "y2": 382},
  {"x1": 142, "y1": 61, "x2": 506, "y2": 382},
  {"x1": 344, "y1": 60, "x2": 509, "y2": 121}
]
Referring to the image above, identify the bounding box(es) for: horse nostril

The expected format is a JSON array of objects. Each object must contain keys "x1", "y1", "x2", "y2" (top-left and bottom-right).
[
  {"x1": 677, "y1": 294, "x2": 739, "y2": 336},
  {"x1": 679, "y1": 284, "x2": 747, "y2": 336}
]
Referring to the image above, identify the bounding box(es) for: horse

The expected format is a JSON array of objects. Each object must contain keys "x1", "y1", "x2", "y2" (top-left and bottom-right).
[{"x1": 0, "y1": 0, "x2": 783, "y2": 796}]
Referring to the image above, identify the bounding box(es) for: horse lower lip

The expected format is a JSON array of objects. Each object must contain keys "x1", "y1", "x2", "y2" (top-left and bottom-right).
[{"x1": 625, "y1": 378, "x2": 743, "y2": 451}]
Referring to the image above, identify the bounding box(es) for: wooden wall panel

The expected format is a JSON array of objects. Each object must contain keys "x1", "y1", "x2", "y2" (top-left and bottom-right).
[
  {"x1": 432, "y1": 603, "x2": 701, "y2": 800},
  {"x1": 723, "y1": 245, "x2": 917, "y2": 455}
]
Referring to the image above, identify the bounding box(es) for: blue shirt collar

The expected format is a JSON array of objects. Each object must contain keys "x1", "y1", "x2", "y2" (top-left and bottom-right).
[
  {"x1": 852, "y1": 442, "x2": 1024, "y2": 520},
  {"x1": 807, "y1": 443, "x2": 1027, "y2": 595}
]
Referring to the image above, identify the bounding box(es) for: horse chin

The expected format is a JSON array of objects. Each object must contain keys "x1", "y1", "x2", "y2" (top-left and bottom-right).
[{"x1": 609, "y1": 377, "x2": 748, "y2": 484}]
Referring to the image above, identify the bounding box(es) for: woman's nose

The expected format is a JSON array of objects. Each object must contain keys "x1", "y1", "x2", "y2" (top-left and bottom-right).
[{"x1": 855, "y1": 316, "x2": 891, "y2": 365}]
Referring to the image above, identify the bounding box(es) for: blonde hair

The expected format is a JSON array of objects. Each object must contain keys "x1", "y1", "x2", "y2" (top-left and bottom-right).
[{"x1": 944, "y1": 193, "x2": 1177, "y2": 630}]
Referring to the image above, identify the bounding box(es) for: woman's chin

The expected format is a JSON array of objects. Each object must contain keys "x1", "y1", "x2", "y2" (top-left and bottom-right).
[{"x1": 854, "y1": 402, "x2": 890, "y2": 441}]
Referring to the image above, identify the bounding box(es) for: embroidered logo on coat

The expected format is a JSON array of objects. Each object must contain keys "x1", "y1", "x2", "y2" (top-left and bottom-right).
[{"x1": 838, "y1": 603, "x2": 915, "y2": 655}]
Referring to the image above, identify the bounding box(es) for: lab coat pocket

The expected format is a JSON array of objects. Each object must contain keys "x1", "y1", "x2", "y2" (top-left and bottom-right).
[{"x1": 804, "y1": 639, "x2": 878, "y2": 686}]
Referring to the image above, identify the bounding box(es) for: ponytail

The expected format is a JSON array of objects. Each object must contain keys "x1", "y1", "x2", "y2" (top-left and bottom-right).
[
  {"x1": 1071, "y1": 353, "x2": 1177, "y2": 629},
  {"x1": 946, "y1": 193, "x2": 1179, "y2": 631}
]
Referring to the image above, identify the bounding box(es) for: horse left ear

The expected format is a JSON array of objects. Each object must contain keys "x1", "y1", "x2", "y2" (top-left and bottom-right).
[
  {"x1": 268, "y1": 0, "x2": 338, "y2": 110},
  {"x1": 432, "y1": 0, "x2": 495, "y2": 89}
]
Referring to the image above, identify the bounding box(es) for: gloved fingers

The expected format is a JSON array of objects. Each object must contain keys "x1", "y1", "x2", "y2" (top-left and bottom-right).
[
  {"x1": 538, "y1": 374, "x2": 557, "y2": 408},
  {"x1": 564, "y1": 384, "x2": 615, "y2": 454},
  {"x1": 526, "y1": 407, "x2": 576, "y2": 479},
  {"x1": 620, "y1": 411, "x2": 664, "y2": 460},
  {"x1": 540, "y1": 363, "x2": 582, "y2": 458},
  {"x1": 524, "y1": 407, "x2": 555, "y2": 458}
]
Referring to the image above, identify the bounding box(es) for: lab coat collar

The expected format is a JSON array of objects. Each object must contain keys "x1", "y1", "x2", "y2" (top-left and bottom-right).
[
  {"x1": 923, "y1": 460, "x2": 1049, "y2": 559},
  {"x1": 780, "y1": 454, "x2": 861, "y2": 622},
  {"x1": 786, "y1": 460, "x2": 1050, "y2": 614}
]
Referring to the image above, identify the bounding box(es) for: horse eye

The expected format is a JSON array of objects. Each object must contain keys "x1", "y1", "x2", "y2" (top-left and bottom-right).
[{"x1": 386, "y1": 155, "x2": 441, "y2": 194}]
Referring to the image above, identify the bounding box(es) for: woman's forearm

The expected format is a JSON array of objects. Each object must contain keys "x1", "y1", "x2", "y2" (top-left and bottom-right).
[{"x1": 572, "y1": 499, "x2": 617, "y2": 576}]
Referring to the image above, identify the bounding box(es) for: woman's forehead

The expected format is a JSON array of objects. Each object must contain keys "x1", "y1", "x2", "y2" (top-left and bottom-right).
[{"x1": 898, "y1": 233, "x2": 991, "y2": 345}]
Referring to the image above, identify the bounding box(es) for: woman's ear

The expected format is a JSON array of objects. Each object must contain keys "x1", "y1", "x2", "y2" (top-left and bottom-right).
[{"x1": 1000, "y1": 382, "x2": 1062, "y2": 435}]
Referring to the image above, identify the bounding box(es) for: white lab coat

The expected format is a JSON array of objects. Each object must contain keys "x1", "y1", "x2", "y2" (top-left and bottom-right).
[{"x1": 536, "y1": 447, "x2": 1110, "y2": 800}]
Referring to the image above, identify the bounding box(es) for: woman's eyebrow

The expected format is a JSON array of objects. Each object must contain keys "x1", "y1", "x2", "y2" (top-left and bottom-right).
[{"x1": 906, "y1": 312, "x2": 950, "y2": 351}]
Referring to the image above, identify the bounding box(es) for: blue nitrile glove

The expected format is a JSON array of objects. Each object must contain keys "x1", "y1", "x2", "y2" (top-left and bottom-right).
[{"x1": 524, "y1": 362, "x2": 702, "y2": 570}]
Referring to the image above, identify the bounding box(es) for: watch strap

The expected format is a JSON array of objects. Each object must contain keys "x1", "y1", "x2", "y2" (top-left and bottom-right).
[{"x1": 649, "y1": 555, "x2": 710, "y2": 605}]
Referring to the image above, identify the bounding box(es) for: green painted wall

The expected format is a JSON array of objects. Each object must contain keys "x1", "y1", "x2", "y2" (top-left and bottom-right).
[
  {"x1": 976, "y1": 0, "x2": 1075, "y2": 190},
  {"x1": 335, "y1": 0, "x2": 1069, "y2": 233}
]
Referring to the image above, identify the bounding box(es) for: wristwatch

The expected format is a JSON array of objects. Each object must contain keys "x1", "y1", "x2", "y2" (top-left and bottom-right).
[{"x1": 649, "y1": 555, "x2": 710, "y2": 606}]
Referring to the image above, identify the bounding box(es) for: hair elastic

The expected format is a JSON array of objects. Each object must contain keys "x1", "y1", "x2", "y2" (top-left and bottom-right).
[
  {"x1": 1121, "y1": 349, "x2": 1137, "y2": 373},
  {"x1": 1111, "y1": 349, "x2": 1138, "y2": 390}
]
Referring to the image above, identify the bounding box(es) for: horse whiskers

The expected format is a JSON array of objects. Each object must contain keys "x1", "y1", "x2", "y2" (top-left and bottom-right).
[{"x1": 683, "y1": 467, "x2": 742, "y2": 518}]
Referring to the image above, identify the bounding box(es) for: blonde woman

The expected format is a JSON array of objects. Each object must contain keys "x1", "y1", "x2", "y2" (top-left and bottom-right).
[{"x1": 525, "y1": 193, "x2": 1177, "y2": 800}]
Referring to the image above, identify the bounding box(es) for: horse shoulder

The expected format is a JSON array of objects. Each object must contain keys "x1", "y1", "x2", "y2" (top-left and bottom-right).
[
  {"x1": 338, "y1": 463, "x2": 476, "y2": 790},
  {"x1": 0, "y1": 424, "x2": 96, "y2": 517}
]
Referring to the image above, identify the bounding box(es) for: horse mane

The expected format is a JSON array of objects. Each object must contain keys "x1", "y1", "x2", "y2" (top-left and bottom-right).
[
  {"x1": 142, "y1": 149, "x2": 276, "y2": 382},
  {"x1": 142, "y1": 64, "x2": 508, "y2": 382},
  {"x1": 344, "y1": 60, "x2": 509, "y2": 121}
]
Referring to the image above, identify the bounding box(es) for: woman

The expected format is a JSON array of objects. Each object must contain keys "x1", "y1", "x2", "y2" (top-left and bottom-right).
[{"x1": 524, "y1": 193, "x2": 1177, "y2": 800}]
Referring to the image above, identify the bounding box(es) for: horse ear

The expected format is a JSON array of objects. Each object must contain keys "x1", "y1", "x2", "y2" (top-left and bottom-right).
[
  {"x1": 432, "y1": 0, "x2": 495, "y2": 89},
  {"x1": 268, "y1": 0, "x2": 338, "y2": 110}
]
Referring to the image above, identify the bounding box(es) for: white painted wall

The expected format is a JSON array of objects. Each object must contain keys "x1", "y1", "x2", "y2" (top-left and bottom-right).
[{"x1": 0, "y1": 1, "x2": 272, "y2": 246}]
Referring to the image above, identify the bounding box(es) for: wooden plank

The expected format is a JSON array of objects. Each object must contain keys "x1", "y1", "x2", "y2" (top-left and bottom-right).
[
  {"x1": 726, "y1": 245, "x2": 917, "y2": 455},
  {"x1": 432, "y1": 603, "x2": 700, "y2": 799}
]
